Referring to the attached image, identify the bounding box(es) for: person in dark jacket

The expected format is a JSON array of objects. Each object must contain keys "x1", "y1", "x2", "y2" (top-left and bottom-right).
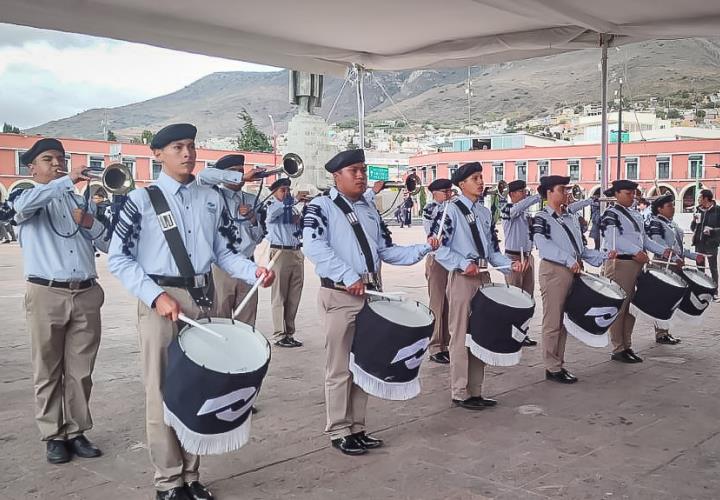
[{"x1": 691, "y1": 189, "x2": 720, "y2": 298}]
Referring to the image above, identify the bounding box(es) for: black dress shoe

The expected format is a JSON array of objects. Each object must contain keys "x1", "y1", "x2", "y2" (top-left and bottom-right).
[
  {"x1": 353, "y1": 431, "x2": 384, "y2": 449},
  {"x1": 656, "y1": 334, "x2": 681, "y2": 345},
  {"x1": 522, "y1": 337, "x2": 538, "y2": 347},
  {"x1": 289, "y1": 337, "x2": 303, "y2": 347},
  {"x1": 185, "y1": 481, "x2": 214, "y2": 500},
  {"x1": 611, "y1": 350, "x2": 639, "y2": 363},
  {"x1": 429, "y1": 352, "x2": 450, "y2": 364},
  {"x1": 469, "y1": 396, "x2": 498, "y2": 407},
  {"x1": 68, "y1": 434, "x2": 102, "y2": 458},
  {"x1": 452, "y1": 398, "x2": 487, "y2": 410},
  {"x1": 275, "y1": 336, "x2": 301, "y2": 348},
  {"x1": 545, "y1": 369, "x2": 578, "y2": 384},
  {"x1": 251, "y1": 406, "x2": 258, "y2": 414},
  {"x1": 156, "y1": 486, "x2": 192, "y2": 500},
  {"x1": 626, "y1": 349, "x2": 643, "y2": 362},
  {"x1": 331, "y1": 435, "x2": 367, "y2": 455},
  {"x1": 46, "y1": 440, "x2": 71, "y2": 464}
]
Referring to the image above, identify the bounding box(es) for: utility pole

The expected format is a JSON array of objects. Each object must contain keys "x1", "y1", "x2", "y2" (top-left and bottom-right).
[
  {"x1": 615, "y1": 78, "x2": 623, "y2": 181},
  {"x1": 466, "y1": 67, "x2": 473, "y2": 129}
]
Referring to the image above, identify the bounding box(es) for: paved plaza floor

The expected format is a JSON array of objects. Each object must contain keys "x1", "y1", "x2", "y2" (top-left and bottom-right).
[{"x1": 1, "y1": 227, "x2": 719, "y2": 499}]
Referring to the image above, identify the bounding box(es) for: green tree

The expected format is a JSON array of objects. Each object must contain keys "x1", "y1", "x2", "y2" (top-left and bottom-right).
[
  {"x1": 235, "y1": 109, "x2": 272, "y2": 152},
  {"x1": 666, "y1": 109, "x2": 682, "y2": 119},
  {"x1": 418, "y1": 187, "x2": 427, "y2": 213},
  {"x1": 131, "y1": 129, "x2": 155, "y2": 144},
  {"x1": 106, "y1": 129, "x2": 117, "y2": 141},
  {"x1": 3, "y1": 123, "x2": 20, "y2": 134},
  {"x1": 695, "y1": 109, "x2": 706, "y2": 121}
]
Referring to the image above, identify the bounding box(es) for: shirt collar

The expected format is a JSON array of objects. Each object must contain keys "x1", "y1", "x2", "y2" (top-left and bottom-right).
[
  {"x1": 330, "y1": 187, "x2": 369, "y2": 206},
  {"x1": 457, "y1": 194, "x2": 478, "y2": 210},
  {"x1": 658, "y1": 214, "x2": 671, "y2": 223},
  {"x1": 157, "y1": 171, "x2": 196, "y2": 195}
]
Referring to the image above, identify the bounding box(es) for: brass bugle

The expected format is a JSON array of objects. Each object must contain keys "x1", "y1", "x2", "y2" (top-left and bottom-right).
[
  {"x1": 60, "y1": 163, "x2": 135, "y2": 195},
  {"x1": 383, "y1": 173, "x2": 422, "y2": 195},
  {"x1": 485, "y1": 179, "x2": 508, "y2": 197},
  {"x1": 256, "y1": 153, "x2": 304, "y2": 179}
]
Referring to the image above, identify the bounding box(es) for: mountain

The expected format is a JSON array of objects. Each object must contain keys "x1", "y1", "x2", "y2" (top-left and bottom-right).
[{"x1": 26, "y1": 38, "x2": 720, "y2": 141}]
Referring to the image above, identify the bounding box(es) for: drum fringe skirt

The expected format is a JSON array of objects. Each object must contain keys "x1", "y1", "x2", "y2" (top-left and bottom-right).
[
  {"x1": 672, "y1": 307, "x2": 704, "y2": 325},
  {"x1": 563, "y1": 314, "x2": 610, "y2": 348},
  {"x1": 164, "y1": 403, "x2": 253, "y2": 456},
  {"x1": 629, "y1": 303, "x2": 673, "y2": 330},
  {"x1": 349, "y1": 353, "x2": 421, "y2": 401},
  {"x1": 465, "y1": 334, "x2": 522, "y2": 367}
]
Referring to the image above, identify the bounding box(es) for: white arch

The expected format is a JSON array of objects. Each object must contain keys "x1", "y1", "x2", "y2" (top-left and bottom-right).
[
  {"x1": 679, "y1": 183, "x2": 699, "y2": 213},
  {"x1": 0, "y1": 183, "x2": 8, "y2": 202},
  {"x1": 646, "y1": 183, "x2": 678, "y2": 199},
  {"x1": 9, "y1": 179, "x2": 37, "y2": 192},
  {"x1": 588, "y1": 183, "x2": 602, "y2": 196}
]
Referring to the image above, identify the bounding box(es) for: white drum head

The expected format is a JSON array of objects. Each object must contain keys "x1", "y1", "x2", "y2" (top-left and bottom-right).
[
  {"x1": 580, "y1": 274, "x2": 625, "y2": 300},
  {"x1": 480, "y1": 283, "x2": 535, "y2": 308},
  {"x1": 179, "y1": 318, "x2": 270, "y2": 374},
  {"x1": 648, "y1": 268, "x2": 686, "y2": 289},
  {"x1": 684, "y1": 268, "x2": 716, "y2": 289},
  {"x1": 368, "y1": 299, "x2": 434, "y2": 328}
]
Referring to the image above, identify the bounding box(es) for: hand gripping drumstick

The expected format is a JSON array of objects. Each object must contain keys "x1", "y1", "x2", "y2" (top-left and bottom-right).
[
  {"x1": 232, "y1": 250, "x2": 282, "y2": 320},
  {"x1": 434, "y1": 201, "x2": 450, "y2": 246},
  {"x1": 179, "y1": 314, "x2": 228, "y2": 342}
]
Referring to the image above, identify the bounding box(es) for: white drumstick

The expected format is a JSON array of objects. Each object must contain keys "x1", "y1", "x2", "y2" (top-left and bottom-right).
[
  {"x1": 179, "y1": 313, "x2": 227, "y2": 342},
  {"x1": 232, "y1": 250, "x2": 282, "y2": 320},
  {"x1": 365, "y1": 290, "x2": 406, "y2": 301},
  {"x1": 434, "y1": 201, "x2": 450, "y2": 244}
]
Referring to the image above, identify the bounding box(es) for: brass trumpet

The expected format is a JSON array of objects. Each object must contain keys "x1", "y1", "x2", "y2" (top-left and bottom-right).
[
  {"x1": 382, "y1": 173, "x2": 422, "y2": 196},
  {"x1": 485, "y1": 179, "x2": 508, "y2": 197},
  {"x1": 256, "y1": 153, "x2": 304, "y2": 179},
  {"x1": 64, "y1": 163, "x2": 135, "y2": 195}
]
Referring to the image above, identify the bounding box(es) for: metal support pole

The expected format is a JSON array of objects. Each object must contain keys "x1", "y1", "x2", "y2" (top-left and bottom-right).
[
  {"x1": 600, "y1": 34, "x2": 610, "y2": 194},
  {"x1": 616, "y1": 79, "x2": 623, "y2": 180},
  {"x1": 355, "y1": 65, "x2": 366, "y2": 149}
]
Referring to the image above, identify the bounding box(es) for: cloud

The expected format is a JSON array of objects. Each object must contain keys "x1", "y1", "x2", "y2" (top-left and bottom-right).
[{"x1": 0, "y1": 23, "x2": 280, "y2": 129}]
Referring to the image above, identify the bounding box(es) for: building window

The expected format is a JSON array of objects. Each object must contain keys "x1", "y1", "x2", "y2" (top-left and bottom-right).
[
  {"x1": 656, "y1": 156, "x2": 671, "y2": 180},
  {"x1": 689, "y1": 154, "x2": 704, "y2": 179},
  {"x1": 595, "y1": 159, "x2": 603, "y2": 181},
  {"x1": 121, "y1": 157, "x2": 136, "y2": 177},
  {"x1": 625, "y1": 157, "x2": 639, "y2": 180},
  {"x1": 448, "y1": 165, "x2": 459, "y2": 179},
  {"x1": 567, "y1": 159, "x2": 580, "y2": 182},
  {"x1": 65, "y1": 153, "x2": 72, "y2": 171},
  {"x1": 430, "y1": 166, "x2": 437, "y2": 182},
  {"x1": 493, "y1": 161, "x2": 504, "y2": 182},
  {"x1": 151, "y1": 160, "x2": 163, "y2": 180},
  {"x1": 205, "y1": 161, "x2": 216, "y2": 168},
  {"x1": 516, "y1": 160, "x2": 527, "y2": 181},
  {"x1": 537, "y1": 160, "x2": 549, "y2": 180},
  {"x1": 89, "y1": 155, "x2": 105, "y2": 171},
  {"x1": 16, "y1": 150, "x2": 31, "y2": 176}
]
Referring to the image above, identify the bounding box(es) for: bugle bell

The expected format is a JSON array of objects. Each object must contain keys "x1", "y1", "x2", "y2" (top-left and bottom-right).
[
  {"x1": 82, "y1": 163, "x2": 135, "y2": 195},
  {"x1": 485, "y1": 179, "x2": 508, "y2": 197},
  {"x1": 383, "y1": 173, "x2": 422, "y2": 196},
  {"x1": 256, "y1": 153, "x2": 304, "y2": 179}
]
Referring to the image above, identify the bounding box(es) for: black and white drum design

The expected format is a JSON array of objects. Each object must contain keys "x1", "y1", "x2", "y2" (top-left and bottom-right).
[
  {"x1": 350, "y1": 298, "x2": 434, "y2": 401},
  {"x1": 563, "y1": 274, "x2": 626, "y2": 348},
  {"x1": 674, "y1": 268, "x2": 716, "y2": 324},
  {"x1": 163, "y1": 318, "x2": 270, "y2": 455},
  {"x1": 466, "y1": 284, "x2": 535, "y2": 366},
  {"x1": 630, "y1": 267, "x2": 687, "y2": 329}
]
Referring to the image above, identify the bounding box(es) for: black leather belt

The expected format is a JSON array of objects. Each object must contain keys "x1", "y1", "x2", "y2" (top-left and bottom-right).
[
  {"x1": 149, "y1": 272, "x2": 211, "y2": 288},
  {"x1": 505, "y1": 250, "x2": 531, "y2": 257},
  {"x1": 270, "y1": 244, "x2": 302, "y2": 250},
  {"x1": 27, "y1": 277, "x2": 96, "y2": 290},
  {"x1": 320, "y1": 277, "x2": 379, "y2": 292},
  {"x1": 616, "y1": 254, "x2": 635, "y2": 261}
]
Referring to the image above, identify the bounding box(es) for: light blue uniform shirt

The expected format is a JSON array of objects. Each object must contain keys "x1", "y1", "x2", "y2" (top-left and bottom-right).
[
  {"x1": 302, "y1": 187, "x2": 430, "y2": 285},
  {"x1": 646, "y1": 215, "x2": 697, "y2": 260},
  {"x1": 197, "y1": 168, "x2": 264, "y2": 259},
  {"x1": 600, "y1": 205, "x2": 667, "y2": 256},
  {"x1": 434, "y1": 194, "x2": 511, "y2": 274},
  {"x1": 501, "y1": 193, "x2": 541, "y2": 253},
  {"x1": 532, "y1": 206, "x2": 607, "y2": 269},
  {"x1": 108, "y1": 171, "x2": 258, "y2": 307},
  {"x1": 422, "y1": 200, "x2": 442, "y2": 236},
  {"x1": 265, "y1": 197, "x2": 302, "y2": 247},
  {"x1": 11, "y1": 175, "x2": 109, "y2": 281}
]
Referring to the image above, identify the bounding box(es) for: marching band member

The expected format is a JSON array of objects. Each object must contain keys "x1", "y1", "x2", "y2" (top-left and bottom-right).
[
  {"x1": 302, "y1": 149, "x2": 438, "y2": 455},
  {"x1": 434, "y1": 162, "x2": 521, "y2": 409},
  {"x1": 108, "y1": 124, "x2": 274, "y2": 500},
  {"x1": 532, "y1": 176, "x2": 612, "y2": 384},
  {"x1": 197, "y1": 154, "x2": 264, "y2": 324},
  {"x1": 11, "y1": 138, "x2": 109, "y2": 464},
  {"x1": 422, "y1": 178, "x2": 453, "y2": 364},
  {"x1": 646, "y1": 193, "x2": 704, "y2": 344},
  {"x1": 501, "y1": 179, "x2": 540, "y2": 346},
  {"x1": 600, "y1": 180, "x2": 671, "y2": 364},
  {"x1": 265, "y1": 178, "x2": 305, "y2": 347}
]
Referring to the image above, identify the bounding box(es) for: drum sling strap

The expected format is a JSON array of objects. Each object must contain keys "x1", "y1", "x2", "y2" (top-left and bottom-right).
[
  {"x1": 614, "y1": 205, "x2": 641, "y2": 233},
  {"x1": 552, "y1": 212, "x2": 582, "y2": 260},
  {"x1": 146, "y1": 185, "x2": 213, "y2": 309},
  {"x1": 453, "y1": 199, "x2": 486, "y2": 259},
  {"x1": 333, "y1": 195, "x2": 376, "y2": 274}
]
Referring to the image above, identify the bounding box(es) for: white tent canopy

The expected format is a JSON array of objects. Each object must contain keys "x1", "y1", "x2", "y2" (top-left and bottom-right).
[{"x1": 3, "y1": 0, "x2": 720, "y2": 75}]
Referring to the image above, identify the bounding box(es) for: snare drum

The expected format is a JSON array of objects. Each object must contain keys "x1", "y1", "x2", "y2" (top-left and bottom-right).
[
  {"x1": 674, "y1": 268, "x2": 716, "y2": 324},
  {"x1": 630, "y1": 267, "x2": 687, "y2": 329},
  {"x1": 163, "y1": 318, "x2": 270, "y2": 455},
  {"x1": 563, "y1": 274, "x2": 626, "y2": 347},
  {"x1": 350, "y1": 298, "x2": 434, "y2": 401},
  {"x1": 466, "y1": 284, "x2": 535, "y2": 366}
]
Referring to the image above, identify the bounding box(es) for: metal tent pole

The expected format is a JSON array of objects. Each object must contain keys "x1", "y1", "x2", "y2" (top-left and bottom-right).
[
  {"x1": 355, "y1": 65, "x2": 366, "y2": 149},
  {"x1": 600, "y1": 34, "x2": 611, "y2": 194}
]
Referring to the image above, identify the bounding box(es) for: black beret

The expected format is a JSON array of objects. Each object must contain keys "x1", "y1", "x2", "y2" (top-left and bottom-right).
[
  {"x1": 507, "y1": 180, "x2": 527, "y2": 193},
  {"x1": 21, "y1": 138, "x2": 65, "y2": 165},
  {"x1": 325, "y1": 149, "x2": 365, "y2": 173},
  {"x1": 427, "y1": 178, "x2": 452, "y2": 192},
  {"x1": 606, "y1": 179, "x2": 638, "y2": 195},
  {"x1": 269, "y1": 177, "x2": 291, "y2": 192},
  {"x1": 651, "y1": 193, "x2": 674, "y2": 212},
  {"x1": 451, "y1": 162, "x2": 482, "y2": 186},
  {"x1": 538, "y1": 175, "x2": 570, "y2": 198},
  {"x1": 150, "y1": 123, "x2": 197, "y2": 149},
  {"x1": 215, "y1": 154, "x2": 245, "y2": 170}
]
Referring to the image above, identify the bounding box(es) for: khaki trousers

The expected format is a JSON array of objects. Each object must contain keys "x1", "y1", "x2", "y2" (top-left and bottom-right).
[
  {"x1": 446, "y1": 271, "x2": 490, "y2": 401},
  {"x1": 318, "y1": 288, "x2": 368, "y2": 440},
  {"x1": 270, "y1": 249, "x2": 304, "y2": 338},
  {"x1": 26, "y1": 282, "x2": 104, "y2": 441},
  {"x1": 211, "y1": 265, "x2": 258, "y2": 326},
  {"x1": 602, "y1": 259, "x2": 643, "y2": 353},
  {"x1": 538, "y1": 260, "x2": 574, "y2": 372},
  {"x1": 137, "y1": 287, "x2": 203, "y2": 491},
  {"x1": 425, "y1": 255, "x2": 449, "y2": 355},
  {"x1": 505, "y1": 253, "x2": 535, "y2": 296}
]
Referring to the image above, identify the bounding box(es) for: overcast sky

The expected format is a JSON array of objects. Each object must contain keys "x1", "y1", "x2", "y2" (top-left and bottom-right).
[{"x1": 0, "y1": 23, "x2": 279, "y2": 129}]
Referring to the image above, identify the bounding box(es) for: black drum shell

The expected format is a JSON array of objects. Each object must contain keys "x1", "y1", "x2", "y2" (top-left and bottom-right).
[
  {"x1": 632, "y1": 269, "x2": 687, "y2": 322},
  {"x1": 677, "y1": 269, "x2": 716, "y2": 317},
  {"x1": 564, "y1": 275, "x2": 625, "y2": 337},
  {"x1": 468, "y1": 285, "x2": 535, "y2": 355}
]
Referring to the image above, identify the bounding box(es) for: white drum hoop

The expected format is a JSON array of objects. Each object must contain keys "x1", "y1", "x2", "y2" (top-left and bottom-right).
[
  {"x1": 647, "y1": 267, "x2": 687, "y2": 289},
  {"x1": 367, "y1": 299, "x2": 434, "y2": 328},
  {"x1": 480, "y1": 282, "x2": 535, "y2": 308},
  {"x1": 580, "y1": 274, "x2": 626, "y2": 300},
  {"x1": 683, "y1": 268, "x2": 716, "y2": 289}
]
